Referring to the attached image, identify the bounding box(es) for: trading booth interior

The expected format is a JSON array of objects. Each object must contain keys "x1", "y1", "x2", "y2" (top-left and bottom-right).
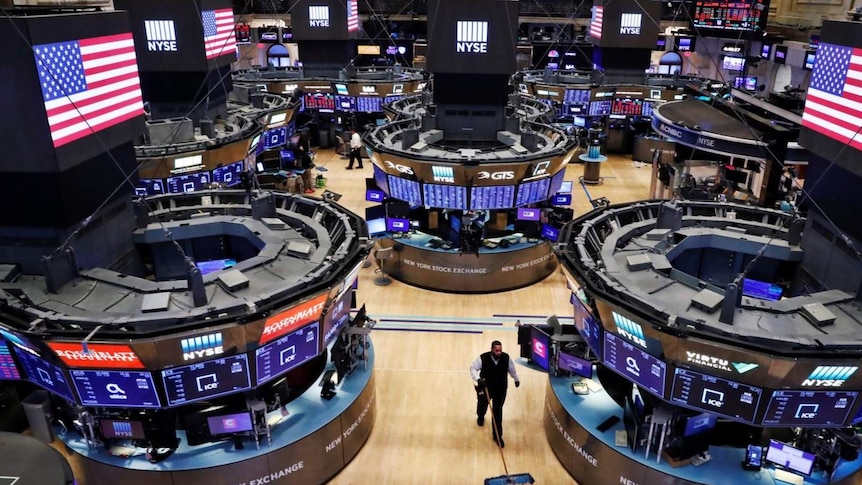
[{"x1": 549, "y1": 199, "x2": 862, "y2": 485}]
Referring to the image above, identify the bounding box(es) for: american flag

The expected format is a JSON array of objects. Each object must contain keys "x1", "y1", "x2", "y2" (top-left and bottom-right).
[
  {"x1": 34, "y1": 33, "x2": 144, "y2": 148},
  {"x1": 590, "y1": 6, "x2": 603, "y2": 39},
  {"x1": 802, "y1": 42, "x2": 862, "y2": 149},
  {"x1": 202, "y1": 8, "x2": 237, "y2": 60},
  {"x1": 347, "y1": 0, "x2": 360, "y2": 33}
]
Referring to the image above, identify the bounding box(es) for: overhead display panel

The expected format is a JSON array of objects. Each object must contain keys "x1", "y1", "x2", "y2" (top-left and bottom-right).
[
  {"x1": 70, "y1": 370, "x2": 162, "y2": 408},
  {"x1": 161, "y1": 354, "x2": 251, "y2": 406},
  {"x1": 761, "y1": 390, "x2": 857, "y2": 427},
  {"x1": 603, "y1": 332, "x2": 667, "y2": 398},
  {"x1": 670, "y1": 367, "x2": 763, "y2": 423},
  {"x1": 691, "y1": 0, "x2": 769, "y2": 32},
  {"x1": 588, "y1": 0, "x2": 663, "y2": 48}
]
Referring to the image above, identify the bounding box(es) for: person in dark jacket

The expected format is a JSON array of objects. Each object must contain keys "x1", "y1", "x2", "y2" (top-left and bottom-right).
[
  {"x1": 295, "y1": 133, "x2": 315, "y2": 193},
  {"x1": 470, "y1": 340, "x2": 520, "y2": 447}
]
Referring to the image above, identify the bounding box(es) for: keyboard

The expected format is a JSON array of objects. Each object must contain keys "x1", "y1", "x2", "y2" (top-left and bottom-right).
[{"x1": 773, "y1": 469, "x2": 804, "y2": 485}]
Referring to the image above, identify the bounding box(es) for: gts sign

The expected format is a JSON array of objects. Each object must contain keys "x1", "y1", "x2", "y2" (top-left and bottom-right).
[
  {"x1": 477, "y1": 171, "x2": 514, "y2": 180},
  {"x1": 385, "y1": 160, "x2": 413, "y2": 175}
]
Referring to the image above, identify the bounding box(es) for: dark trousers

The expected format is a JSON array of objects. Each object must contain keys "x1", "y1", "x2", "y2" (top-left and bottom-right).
[
  {"x1": 477, "y1": 386, "x2": 507, "y2": 440},
  {"x1": 348, "y1": 148, "x2": 363, "y2": 168}
]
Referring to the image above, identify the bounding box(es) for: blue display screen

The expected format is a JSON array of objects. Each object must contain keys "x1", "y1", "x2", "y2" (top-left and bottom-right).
[
  {"x1": 356, "y1": 96, "x2": 382, "y2": 112},
  {"x1": 366, "y1": 189, "x2": 385, "y2": 202},
  {"x1": 684, "y1": 412, "x2": 717, "y2": 437},
  {"x1": 373, "y1": 164, "x2": 390, "y2": 193},
  {"x1": 386, "y1": 217, "x2": 410, "y2": 232},
  {"x1": 14, "y1": 348, "x2": 76, "y2": 401},
  {"x1": 212, "y1": 161, "x2": 244, "y2": 187},
  {"x1": 366, "y1": 218, "x2": 386, "y2": 236},
  {"x1": 136, "y1": 179, "x2": 165, "y2": 196},
  {"x1": 573, "y1": 296, "x2": 602, "y2": 356},
  {"x1": 549, "y1": 169, "x2": 567, "y2": 196},
  {"x1": 470, "y1": 185, "x2": 515, "y2": 210},
  {"x1": 387, "y1": 176, "x2": 422, "y2": 206},
  {"x1": 742, "y1": 278, "x2": 783, "y2": 301},
  {"x1": 321, "y1": 290, "x2": 352, "y2": 347},
  {"x1": 335, "y1": 95, "x2": 356, "y2": 111},
  {"x1": 517, "y1": 207, "x2": 541, "y2": 221},
  {"x1": 762, "y1": 390, "x2": 857, "y2": 427},
  {"x1": 564, "y1": 89, "x2": 591, "y2": 104},
  {"x1": 541, "y1": 224, "x2": 560, "y2": 242},
  {"x1": 166, "y1": 172, "x2": 210, "y2": 193},
  {"x1": 161, "y1": 354, "x2": 251, "y2": 406},
  {"x1": 531, "y1": 326, "x2": 551, "y2": 371},
  {"x1": 552, "y1": 194, "x2": 572, "y2": 206},
  {"x1": 603, "y1": 332, "x2": 666, "y2": 398},
  {"x1": 195, "y1": 258, "x2": 236, "y2": 275},
  {"x1": 0, "y1": 341, "x2": 21, "y2": 380},
  {"x1": 423, "y1": 183, "x2": 468, "y2": 209},
  {"x1": 515, "y1": 177, "x2": 551, "y2": 206},
  {"x1": 561, "y1": 103, "x2": 587, "y2": 116},
  {"x1": 208, "y1": 412, "x2": 254, "y2": 435},
  {"x1": 255, "y1": 322, "x2": 320, "y2": 385},
  {"x1": 670, "y1": 368, "x2": 763, "y2": 423},
  {"x1": 558, "y1": 351, "x2": 592, "y2": 378},
  {"x1": 264, "y1": 127, "x2": 287, "y2": 149},
  {"x1": 589, "y1": 100, "x2": 612, "y2": 116},
  {"x1": 70, "y1": 370, "x2": 161, "y2": 408}
]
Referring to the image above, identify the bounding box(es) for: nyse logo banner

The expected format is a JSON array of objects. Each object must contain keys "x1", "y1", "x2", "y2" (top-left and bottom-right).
[
  {"x1": 619, "y1": 13, "x2": 642, "y2": 35},
  {"x1": 612, "y1": 311, "x2": 647, "y2": 348},
  {"x1": 181, "y1": 333, "x2": 224, "y2": 361},
  {"x1": 145, "y1": 20, "x2": 177, "y2": 52},
  {"x1": 802, "y1": 366, "x2": 858, "y2": 387},
  {"x1": 309, "y1": 6, "x2": 330, "y2": 27},
  {"x1": 456, "y1": 21, "x2": 488, "y2": 53},
  {"x1": 432, "y1": 166, "x2": 455, "y2": 183}
]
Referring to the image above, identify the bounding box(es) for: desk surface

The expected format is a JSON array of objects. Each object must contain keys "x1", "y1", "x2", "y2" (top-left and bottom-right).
[
  {"x1": 61, "y1": 342, "x2": 375, "y2": 472},
  {"x1": 550, "y1": 375, "x2": 862, "y2": 485}
]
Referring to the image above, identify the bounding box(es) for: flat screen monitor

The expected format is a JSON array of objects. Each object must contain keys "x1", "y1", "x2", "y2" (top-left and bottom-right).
[
  {"x1": 303, "y1": 93, "x2": 336, "y2": 111},
  {"x1": 366, "y1": 218, "x2": 387, "y2": 236},
  {"x1": 248, "y1": 133, "x2": 262, "y2": 154},
  {"x1": 517, "y1": 207, "x2": 541, "y2": 221},
  {"x1": 423, "y1": 183, "x2": 468, "y2": 210},
  {"x1": 264, "y1": 127, "x2": 287, "y2": 149},
  {"x1": 166, "y1": 173, "x2": 210, "y2": 194},
  {"x1": 733, "y1": 76, "x2": 746, "y2": 88},
  {"x1": 573, "y1": 297, "x2": 602, "y2": 356},
  {"x1": 683, "y1": 412, "x2": 718, "y2": 437},
  {"x1": 573, "y1": 116, "x2": 587, "y2": 127},
  {"x1": 564, "y1": 89, "x2": 591, "y2": 104},
  {"x1": 588, "y1": 100, "x2": 612, "y2": 116},
  {"x1": 612, "y1": 98, "x2": 643, "y2": 116},
  {"x1": 255, "y1": 322, "x2": 320, "y2": 386},
  {"x1": 207, "y1": 412, "x2": 254, "y2": 435},
  {"x1": 692, "y1": 0, "x2": 767, "y2": 31},
  {"x1": 722, "y1": 56, "x2": 745, "y2": 71},
  {"x1": 774, "y1": 45, "x2": 787, "y2": 64},
  {"x1": 541, "y1": 224, "x2": 560, "y2": 242},
  {"x1": 321, "y1": 289, "x2": 352, "y2": 347},
  {"x1": 765, "y1": 440, "x2": 816, "y2": 476},
  {"x1": 136, "y1": 179, "x2": 165, "y2": 196},
  {"x1": 559, "y1": 181, "x2": 573, "y2": 194},
  {"x1": 0, "y1": 340, "x2": 21, "y2": 380},
  {"x1": 335, "y1": 95, "x2": 356, "y2": 111},
  {"x1": 373, "y1": 165, "x2": 390, "y2": 193},
  {"x1": 334, "y1": 83, "x2": 349, "y2": 95},
  {"x1": 552, "y1": 194, "x2": 572, "y2": 206},
  {"x1": 761, "y1": 390, "x2": 857, "y2": 427},
  {"x1": 804, "y1": 51, "x2": 816, "y2": 71},
  {"x1": 366, "y1": 189, "x2": 385, "y2": 202},
  {"x1": 356, "y1": 96, "x2": 383, "y2": 112},
  {"x1": 530, "y1": 326, "x2": 551, "y2": 371},
  {"x1": 676, "y1": 37, "x2": 695, "y2": 52},
  {"x1": 558, "y1": 351, "x2": 592, "y2": 378},
  {"x1": 470, "y1": 185, "x2": 515, "y2": 210},
  {"x1": 195, "y1": 258, "x2": 236, "y2": 275},
  {"x1": 387, "y1": 176, "x2": 422, "y2": 206},
  {"x1": 70, "y1": 370, "x2": 161, "y2": 408},
  {"x1": 670, "y1": 368, "x2": 763, "y2": 422},
  {"x1": 548, "y1": 169, "x2": 567, "y2": 196},
  {"x1": 386, "y1": 217, "x2": 410, "y2": 232},
  {"x1": 761, "y1": 43, "x2": 771, "y2": 58},
  {"x1": 161, "y1": 354, "x2": 252, "y2": 406},
  {"x1": 745, "y1": 76, "x2": 758, "y2": 91},
  {"x1": 99, "y1": 419, "x2": 146, "y2": 440},
  {"x1": 14, "y1": 347, "x2": 76, "y2": 401},
  {"x1": 212, "y1": 161, "x2": 244, "y2": 187},
  {"x1": 515, "y1": 177, "x2": 551, "y2": 206},
  {"x1": 742, "y1": 278, "x2": 783, "y2": 301},
  {"x1": 279, "y1": 149, "x2": 296, "y2": 164},
  {"x1": 603, "y1": 332, "x2": 666, "y2": 397},
  {"x1": 656, "y1": 35, "x2": 667, "y2": 50}
]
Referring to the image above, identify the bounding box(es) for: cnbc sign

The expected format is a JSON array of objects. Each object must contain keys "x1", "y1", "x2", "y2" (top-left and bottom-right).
[{"x1": 802, "y1": 366, "x2": 858, "y2": 387}]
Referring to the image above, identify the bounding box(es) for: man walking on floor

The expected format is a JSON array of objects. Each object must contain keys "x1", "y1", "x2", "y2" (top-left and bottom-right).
[
  {"x1": 470, "y1": 340, "x2": 520, "y2": 448},
  {"x1": 347, "y1": 128, "x2": 364, "y2": 169}
]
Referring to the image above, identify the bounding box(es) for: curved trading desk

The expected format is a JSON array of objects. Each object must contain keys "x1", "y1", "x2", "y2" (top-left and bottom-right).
[
  {"x1": 545, "y1": 375, "x2": 862, "y2": 485},
  {"x1": 0, "y1": 431, "x2": 76, "y2": 484},
  {"x1": 376, "y1": 232, "x2": 557, "y2": 293},
  {"x1": 61, "y1": 344, "x2": 376, "y2": 485}
]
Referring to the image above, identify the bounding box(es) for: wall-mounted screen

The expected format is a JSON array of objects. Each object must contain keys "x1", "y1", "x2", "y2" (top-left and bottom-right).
[
  {"x1": 423, "y1": 183, "x2": 468, "y2": 209},
  {"x1": 14, "y1": 348, "x2": 76, "y2": 401},
  {"x1": 548, "y1": 169, "x2": 567, "y2": 196},
  {"x1": 515, "y1": 177, "x2": 551, "y2": 206},
  {"x1": 321, "y1": 289, "x2": 352, "y2": 347},
  {"x1": 603, "y1": 332, "x2": 666, "y2": 397},
  {"x1": 470, "y1": 185, "x2": 515, "y2": 210},
  {"x1": 564, "y1": 89, "x2": 591, "y2": 104},
  {"x1": 208, "y1": 412, "x2": 254, "y2": 435},
  {"x1": 761, "y1": 390, "x2": 857, "y2": 427},
  {"x1": 166, "y1": 172, "x2": 210, "y2": 194},
  {"x1": 0, "y1": 341, "x2": 21, "y2": 380},
  {"x1": 373, "y1": 164, "x2": 390, "y2": 193},
  {"x1": 212, "y1": 161, "x2": 244, "y2": 187},
  {"x1": 387, "y1": 176, "x2": 422, "y2": 206},
  {"x1": 161, "y1": 354, "x2": 251, "y2": 406},
  {"x1": 356, "y1": 96, "x2": 383, "y2": 112},
  {"x1": 670, "y1": 368, "x2": 763, "y2": 423},
  {"x1": 70, "y1": 370, "x2": 161, "y2": 408},
  {"x1": 255, "y1": 322, "x2": 320, "y2": 386},
  {"x1": 692, "y1": 0, "x2": 768, "y2": 31}
]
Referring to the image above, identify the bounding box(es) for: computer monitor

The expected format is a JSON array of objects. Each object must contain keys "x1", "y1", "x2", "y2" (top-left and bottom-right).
[
  {"x1": 351, "y1": 303, "x2": 368, "y2": 328},
  {"x1": 530, "y1": 326, "x2": 551, "y2": 371},
  {"x1": 517, "y1": 207, "x2": 541, "y2": 221},
  {"x1": 552, "y1": 194, "x2": 572, "y2": 206},
  {"x1": 683, "y1": 412, "x2": 717, "y2": 437},
  {"x1": 366, "y1": 218, "x2": 387, "y2": 236},
  {"x1": 559, "y1": 181, "x2": 573, "y2": 194},
  {"x1": 99, "y1": 419, "x2": 146, "y2": 440},
  {"x1": 557, "y1": 351, "x2": 592, "y2": 378},
  {"x1": 765, "y1": 440, "x2": 816, "y2": 476},
  {"x1": 541, "y1": 224, "x2": 560, "y2": 242},
  {"x1": 366, "y1": 189, "x2": 385, "y2": 202},
  {"x1": 207, "y1": 412, "x2": 254, "y2": 435},
  {"x1": 742, "y1": 278, "x2": 783, "y2": 301}
]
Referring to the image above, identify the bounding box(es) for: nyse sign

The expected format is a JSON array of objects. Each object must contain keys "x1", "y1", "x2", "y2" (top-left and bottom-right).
[{"x1": 652, "y1": 117, "x2": 768, "y2": 160}]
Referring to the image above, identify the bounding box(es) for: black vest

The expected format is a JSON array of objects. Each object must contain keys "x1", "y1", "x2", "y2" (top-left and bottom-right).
[{"x1": 479, "y1": 351, "x2": 510, "y2": 391}]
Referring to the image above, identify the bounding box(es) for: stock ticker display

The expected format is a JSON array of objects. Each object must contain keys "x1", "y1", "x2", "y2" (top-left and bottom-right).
[
  {"x1": 423, "y1": 183, "x2": 468, "y2": 210},
  {"x1": 70, "y1": 370, "x2": 161, "y2": 408},
  {"x1": 762, "y1": 390, "x2": 858, "y2": 427},
  {"x1": 603, "y1": 332, "x2": 667, "y2": 398},
  {"x1": 515, "y1": 177, "x2": 551, "y2": 206},
  {"x1": 692, "y1": 0, "x2": 767, "y2": 31},
  {"x1": 255, "y1": 323, "x2": 320, "y2": 386},
  {"x1": 161, "y1": 354, "x2": 251, "y2": 406},
  {"x1": 470, "y1": 185, "x2": 516, "y2": 210},
  {"x1": 671, "y1": 367, "x2": 764, "y2": 423},
  {"x1": 0, "y1": 341, "x2": 20, "y2": 380}
]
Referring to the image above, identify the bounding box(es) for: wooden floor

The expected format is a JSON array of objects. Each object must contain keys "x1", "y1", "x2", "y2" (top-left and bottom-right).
[{"x1": 312, "y1": 148, "x2": 654, "y2": 485}]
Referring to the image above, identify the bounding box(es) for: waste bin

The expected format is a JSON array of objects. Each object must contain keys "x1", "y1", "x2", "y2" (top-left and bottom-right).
[{"x1": 22, "y1": 390, "x2": 54, "y2": 443}]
